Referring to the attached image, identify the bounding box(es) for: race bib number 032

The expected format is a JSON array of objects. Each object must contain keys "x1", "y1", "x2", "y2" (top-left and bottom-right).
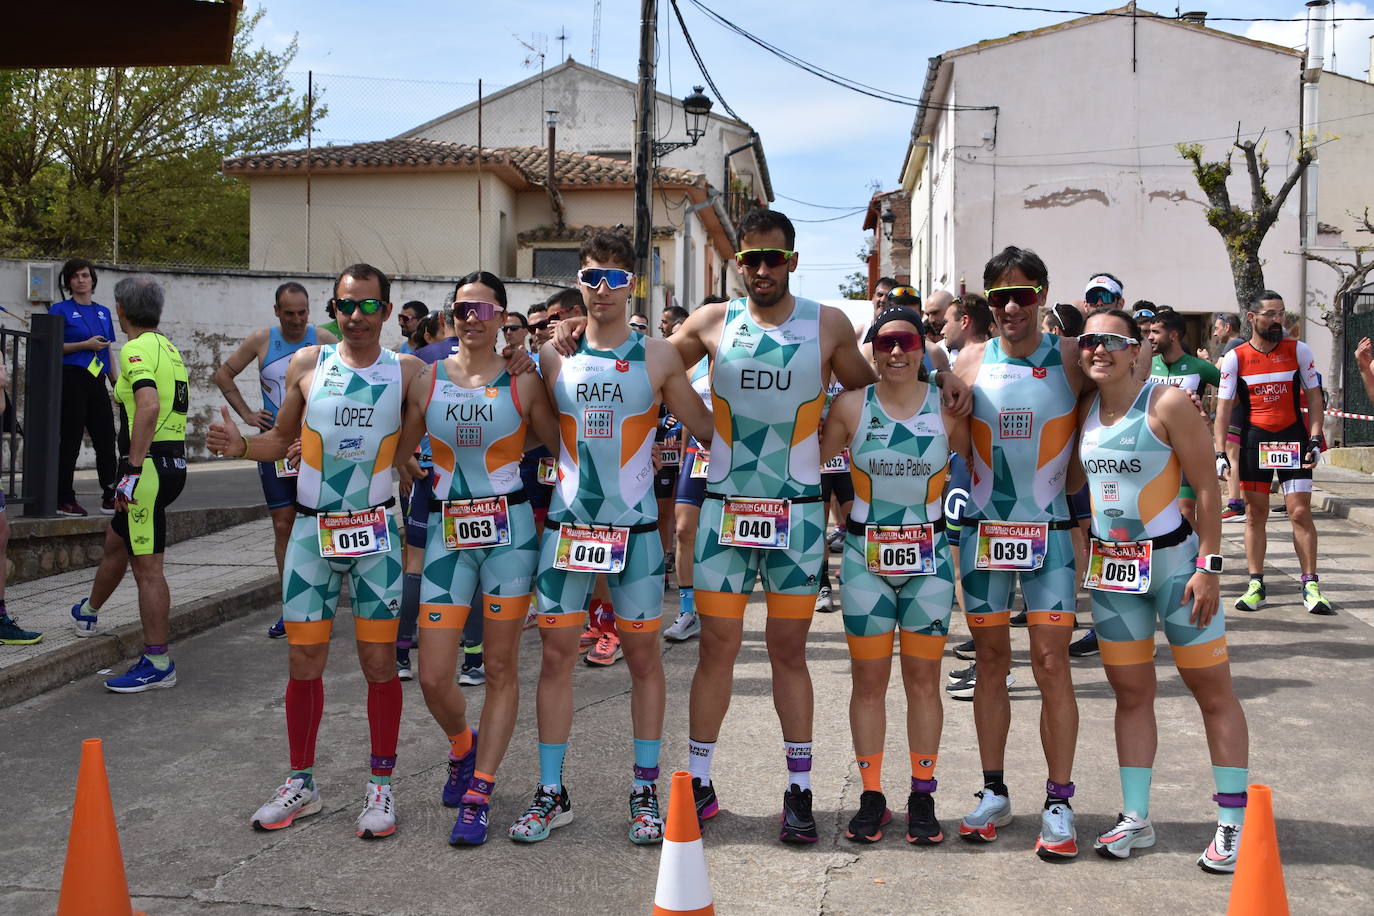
[
  {"x1": 974, "y1": 520, "x2": 1047, "y2": 571},
  {"x1": 442, "y1": 496, "x2": 512, "y2": 550},
  {"x1": 1258, "y1": 442, "x2": 1300, "y2": 469},
  {"x1": 553, "y1": 524, "x2": 629, "y2": 573},
  {"x1": 822, "y1": 448, "x2": 851, "y2": 474},
  {"x1": 718, "y1": 498, "x2": 790, "y2": 550},
  {"x1": 317, "y1": 506, "x2": 390, "y2": 558},
  {"x1": 1084, "y1": 539, "x2": 1151, "y2": 594},
  {"x1": 865, "y1": 524, "x2": 936, "y2": 576}
]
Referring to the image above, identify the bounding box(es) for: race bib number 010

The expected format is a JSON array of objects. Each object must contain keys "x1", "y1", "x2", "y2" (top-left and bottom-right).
[
  {"x1": 537, "y1": 456, "x2": 558, "y2": 485},
  {"x1": 553, "y1": 524, "x2": 629, "y2": 573},
  {"x1": 274, "y1": 459, "x2": 299, "y2": 479},
  {"x1": 689, "y1": 450, "x2": 710, "y2": 479},
  {"x1": 822, "y1": 448, "x2": 851, "y2": 474},
  {"x1": 1258, "y1": 442, "x2": 1300, "y2": 469},
  {"x1": 442, "y1": 496, "x2": 511, "y2": 550},
  {"x1": 974, "y1": 520, "x2": 1048, "y2": 571},
  {"x1": 1084, "y1": 539, "x2": 1152, "y2": 594},
  {"x1": 718, "y1": 498, "x2": 790, "y2": 550},
  {"x1": 865, "y1": 524, "x2": 936, "y2": 576},
  {"x1": 317, "y1": 506, "x2": 390, "y2": 558}
]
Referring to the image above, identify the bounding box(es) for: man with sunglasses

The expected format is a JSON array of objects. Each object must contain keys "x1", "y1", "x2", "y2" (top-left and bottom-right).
[
  {"x1": 212, "y1": 282, "x2": 338, "y2": 639},
  {"x1": 209, "y1": 264, "x2": 427, "y2": 842},
  {"x1": 396, "y1": 300, "x2": 428, "y2": 354},
  {"x1": 1083, "y1": 274, "x2": 1125, "y2": 312},
  {"x1": 629, "y1": 312, "x2": 651, "y2": 334},
  {"x1": 515, "y1": 232, "x2": 714, "y2": 846},
  {"x1": 951, "y1": 246, "x2": 1101, "y2": 859},
  {"x1": 502, "y1": 311, "x2": 531, "y2": 352}
]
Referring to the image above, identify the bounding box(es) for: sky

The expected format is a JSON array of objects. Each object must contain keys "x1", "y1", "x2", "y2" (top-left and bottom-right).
[{"x1": 252, "y1": 0, "x2": 1374, "y2": 298}]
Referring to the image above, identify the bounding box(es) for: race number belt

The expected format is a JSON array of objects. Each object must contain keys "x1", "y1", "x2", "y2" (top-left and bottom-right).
[
  {"x1": 274, "y1": 458, "x2": 298, "y2": 479},
  {"x1": 439, "y1": 495, "x2": 513, "y2": 551},
  {"x1": 970, "y1": 520, "x2": 1055, "y2": 571},
  {"x1": 821, "y1": 448, "x2": 851, "y2": 474},
  {"x1": 310, "y1": 504, "x2": 392, "y2": 558},
  {"x1": 1084, "y1": 540, "x2": 1151, "y2": 593},
  {"x1": 537, "y1": 456, "x2": 558, "y2": 485},
  {"x1": 1257, "y1": 441, "x2": 1300, "y2": 469},
  {"x1": 715, "y1": 497, "x2": 792, "y2": 550},
  {"x1": 863, "y1": 523, "x2": 938, "y2": 577},
  {"x1": 689, "y1": 449, "x2": 710, "y2": 479}
]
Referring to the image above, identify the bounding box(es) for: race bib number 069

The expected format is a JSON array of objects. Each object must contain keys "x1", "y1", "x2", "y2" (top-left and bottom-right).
[
  {"x1": 1258, "y1": 442, "x2": 1300, "y2": 469},
  {"x1": 974, "y1": 520, "x2": 1047, "y2": 571},
  {"x1": 1084, "y1": 539, "x2": 1151, "y2": 594},
  {"x1": 718, "y1": 498, "x2": 790, "y2": 550},
  {"x1": 442, "y1": 496, "x2": 511, "y2": 551},
  {"x1": 317, "y1": 506, "x2": 390, "y2": 558},
  {"x1": 553, "y1": 524, "x2": 629, "y2": 573}
]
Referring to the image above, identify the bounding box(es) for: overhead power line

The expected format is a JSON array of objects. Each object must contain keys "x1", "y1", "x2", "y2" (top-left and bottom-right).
[
  {"x1": 777, "y1": 193, "x2": 874, "y2": 210},
  {"x1": 667, "y1": 0, "x2": 745, "y2": 123},
  {"x1": 925, "y1": 0, "x2": 1374, "y2": 21}
]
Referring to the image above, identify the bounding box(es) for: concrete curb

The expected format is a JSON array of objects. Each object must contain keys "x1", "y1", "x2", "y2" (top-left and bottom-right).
[
  {"x1": 1313, "y1": 491, "x2": 1374, "y2": 531},
  {"x1": 0, "y1": 573, "x2": 279, "y2": 708}
]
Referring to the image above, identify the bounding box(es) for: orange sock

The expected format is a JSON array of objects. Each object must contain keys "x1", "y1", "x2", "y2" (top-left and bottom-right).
[
  {"x1": 911, "y1": 751, "x2": 937, "y2": 781},
  {"x1": 448, "y1": 728, "x2": 474, "y2": 759},
  {"x1": 857, "y1": 752, "x2": 883, "y2": 792}
]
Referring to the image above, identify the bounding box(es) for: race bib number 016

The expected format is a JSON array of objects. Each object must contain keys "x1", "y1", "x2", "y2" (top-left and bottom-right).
[
  {"x1": 274, "y1": 459, "x2": 298, "y2": 479},
  {"x1": 1258, "y1": 442, "x2": 1300, "y2": 469},
  {"x1": 553, "y1": 524, "x2": 629, "y2": 573},
  {"x1": 1084, "y1": 539, "x2": 1152, "y2": 594},
  {"x1": 865, "y1": 524, "x2": 936, "y2": 576},
  {"x1": 974, "y1": 520, "x2": 1048, "y2": 571},
  {"x1": 822, "y1": 448, "x2": 851, "y2": 474},
  {"x1": 442, "y1": 496, "x2": 511, "y2": 551},
  {"x1": 689, "y1": 450, "x2": 710, "y2": 479},
  {"x1": 718, "y1": 498, "x2": 790, "y2": 550},
  {"x1": 317, "y1": 506, "x2": 390, "y2": 558},
  {"x1": 537, "y1": 456, "x2": 558, "y2": 485}
]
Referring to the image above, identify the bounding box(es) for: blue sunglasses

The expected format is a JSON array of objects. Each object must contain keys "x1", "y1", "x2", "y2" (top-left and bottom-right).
[{"x1": 578, "y1": 268, "x2": 634, "y2": 290}]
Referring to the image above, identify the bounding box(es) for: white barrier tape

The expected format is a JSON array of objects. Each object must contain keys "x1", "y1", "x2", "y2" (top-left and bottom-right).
[{"x1": 1325, "y1": 409, "x2": 1374, "y2": 422}]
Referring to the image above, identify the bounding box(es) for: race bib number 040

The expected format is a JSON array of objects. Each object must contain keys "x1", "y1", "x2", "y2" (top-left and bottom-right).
[
  {"x1": 974, "y1": 520, "x2": 1047, "y2": 571},
  {"x1": 822, "y1": 448, "x2": 851, "y2": 474},
  {"x1": 865, "y1": 524, "x2": 936, "y2": 576},
  {"x1": 1258, "y1": 442, "x2": 1300, "y2": 469},
  {"x1": 317, "y1": 506, "x2": 390, "y2": 558},
  {"x1": 553, "y1": 524, "x2": 629, "y2": 573},
  {"x1": 1084, "y1": 539, "x2": 1151, "y2": 594},
  {"x1": 718, "y1": 498, "x2": 790, "y2": 550},
  {"x1": 442, "y1": 496, "x2": 511, "y2": 551}
]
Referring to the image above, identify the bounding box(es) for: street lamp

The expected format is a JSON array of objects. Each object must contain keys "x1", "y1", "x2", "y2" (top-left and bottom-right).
[
  {"x1": 880, "y1": 208, "x2": 911, "y2": 246},
  {"x1": 653, "y1": 86, "x2": 713, "y2": 157}
]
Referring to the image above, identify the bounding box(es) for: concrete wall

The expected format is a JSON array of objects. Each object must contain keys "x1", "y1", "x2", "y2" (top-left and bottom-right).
[
  {"x1": 1315, "y1": 72, "x2": 1374, "y2": 244},
  {"x1": 0, "y1": 259, "x2": 563, "y2": 466}
]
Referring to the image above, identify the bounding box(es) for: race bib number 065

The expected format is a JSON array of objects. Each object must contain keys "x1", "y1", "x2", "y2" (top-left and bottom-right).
[
  {"x1": 554, "y1": 524, "x2": 629, "y2": 573},
  {"x1": 974, "y1": 520, "x2": 1047, "y2": 571},
  {"x1": 865, "y1": 524, "x2": 936, "y2": 576},
  {"x1": 317, "y1": 506, "x2": 390, "y2": 558},
  {"x1": 442, "y1": 496, "x2": 511, "y2": 551},
  {"x1": 718, "y1": 498, "x2": 790, "y2": 550}
]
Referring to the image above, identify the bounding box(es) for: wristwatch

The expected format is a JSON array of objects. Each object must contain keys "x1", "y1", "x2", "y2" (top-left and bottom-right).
[{"x1": 1195, "y1": 554, "x2": 1224, "y2": 574}]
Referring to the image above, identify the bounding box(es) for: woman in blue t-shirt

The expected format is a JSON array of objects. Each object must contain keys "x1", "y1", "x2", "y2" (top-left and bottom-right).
[{"x1": 50, "y1": 258, "x2": 119, "y2": 516}]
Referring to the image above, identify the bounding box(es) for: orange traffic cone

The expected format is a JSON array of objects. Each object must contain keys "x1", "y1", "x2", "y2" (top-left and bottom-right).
[
  {"x1": 1227, "y1": 784, "x2": 1288, "y2": 916},
  {"x1": 652, "y1": 770, "x2": 715, "y2": 916},
  {"x1": 57, "y1": 738, "x2": 148, "y2": 916}
]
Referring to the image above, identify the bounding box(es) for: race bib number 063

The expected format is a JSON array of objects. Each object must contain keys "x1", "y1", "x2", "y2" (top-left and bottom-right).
[
  {"x1": 974, "y1": 520, "x2": 1047, "y2": 571},
  {"x1": 718, "y1": 498, "x2": 790, "y2": 550},
  {"x1": 442, "y1": 496, "x2": 511, "y2": 551},
  {"x1": 553, "y1": 524, "x2": 629, "y2": 573},
  {"x1": 1084, "y1": 539, "x2": 1151, "y2": 594},
  {"x1": 317, "y1": 506, "x2": 390, "y2": 558},
  {"x1": 1258, "y1": 442, "x2": 1300, "y2": 469}
]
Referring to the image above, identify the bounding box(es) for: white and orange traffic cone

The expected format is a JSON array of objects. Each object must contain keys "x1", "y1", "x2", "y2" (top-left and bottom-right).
[{"x1": 652, "y1": 770, "x2": 715, "y2": 916}]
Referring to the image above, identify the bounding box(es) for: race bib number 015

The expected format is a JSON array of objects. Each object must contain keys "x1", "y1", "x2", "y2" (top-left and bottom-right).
[
  {"x1": 1084, "y1": 539, "x2": 1151, "y2": 594},
  {"x1": 537, "y1": 456, "x2": 558, "y2": 485},
  {"x1": 553, "y1": 524, "x2": 629, "y2": 573},
  {"x1": 718, "y1": 498, "x2": 790, "y2": 550},
  {"x1": 1258, "y1": 442, "x2": 1300, "y2": 469},
  {"x1": 274, "y1": 459, "x2": 298, "y2": 479},
  {"x1": 974, "y1": 520, "x2": 1047, "y2": 571},
  {"x1": 822, "y1": 448, "x2": 851, "y2": 474},
  {"x1": 442, "y1": 496, "x2": 511, "y2": 551},
  {"x1": 317, "y1": 506, "x2": 390, "y2": 558},
  {"x1": 865, "y1": 524, "x2": 936, "y2": 576}
]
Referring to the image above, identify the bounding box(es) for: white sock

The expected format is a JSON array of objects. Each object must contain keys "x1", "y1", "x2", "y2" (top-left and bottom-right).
[
  {"x1": 785, "y1": 741, "x2": 813, "y2": 791},
  {"x1": 688, "y1": 739, "x2": 715, "y2": 785}
]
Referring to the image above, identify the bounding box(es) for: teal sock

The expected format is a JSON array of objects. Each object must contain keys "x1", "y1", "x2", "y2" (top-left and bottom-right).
[
  {"x1": 1119, "y1": 766, "x2": 1153, "y2": 818},
  {"x1": 539, "y1": 742, "x2": 568, "y2": 788},
  {"x1": 679, "y1": 586, "x2": 694, "y2": 616},
  {"x1": 1213, "y1": 765, "x2": 1248, "y2": 825},
  {"x1": 290, "y1": 768, "x2": 314, "y2": 789},
  {"x1": 147, "y1": 652, "x2": 171, "y2": 671},
  {"x1": 633, "y1": 738, "x2": 661, "y2": 787},
  {"x1": 369, "y1": 774, "x2": 391, "y2": 786}
]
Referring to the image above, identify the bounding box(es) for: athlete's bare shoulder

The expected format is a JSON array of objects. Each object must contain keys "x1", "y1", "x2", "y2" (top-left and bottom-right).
[{"x1": 954, "y1": 338, "x2": 987, "y2": 383}]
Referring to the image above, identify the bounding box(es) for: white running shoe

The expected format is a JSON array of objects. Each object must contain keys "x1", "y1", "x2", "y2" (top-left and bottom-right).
[
  {"x1": 251, "y1": 776, "x2": 322, "y2": 831},
  {"x1": 664, "y1": 610, "x2": 701, "y2": 641},
  {"x1": 958, "y1": 790, "x2": 1012, "y2": 841},
  {"x1": 1197, "y1": 822, "x2": 1242, "y2": 873},
  {"x1": 1094, "y1": 812, "x2": 1156, "y2": 859},
  {"x1": 1035, "y1": 802, "x2": 1079, "y2": 859},
  {"x1": 356, "y1": 782, "x2": 397, "y2": 839}
]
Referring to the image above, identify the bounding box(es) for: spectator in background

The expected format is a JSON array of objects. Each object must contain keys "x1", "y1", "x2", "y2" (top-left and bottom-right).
[
  {"x1": 1357, "y1": 338, "x2": 1374, "y2": 404},
  {"x1": 319, "y1": 300, "x2": 341, "y2": 339},
  {"x1": 52, "y1": 258, "x2": 119, "y2": 517},
  {"x1": 0, "y1": 356, "x2": 41, "y2": 646},
  {"x1": 1283, "y1": 311, "x2": 1302, "y2": 340},
  {"x1": 1203, "y1": 313, "x2": 1244, "y2": 363},
  {"x1": 659, "y1": 305, "x2": 689, "y2": 337},
  {"x1": 1131, "y1": 300, "x2": 1158, "y2": 339},
  {"x1": 1042, "y1": 302, "x2": 1085, "y2": 339},
  {"x1": 411, "y1": 313, "x2": 441, "y2": 351},
  {"x1": 397, "y1": 301, "x2": 429, "y2": 354},
  {"x1": 1083, "y1": 273, "x2": 1125, "y2": 312},
  {"x1": 629, "y1": 312, "x2": 650, "y2": 334},
  {"x1": 503, "y1": 310, "x2": 531, "y2": 352}
]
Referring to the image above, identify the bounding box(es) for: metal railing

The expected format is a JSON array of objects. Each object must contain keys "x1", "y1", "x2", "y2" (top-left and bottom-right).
[{"x1": 1, "y1": 314, "x2": 63, "y2": 516}]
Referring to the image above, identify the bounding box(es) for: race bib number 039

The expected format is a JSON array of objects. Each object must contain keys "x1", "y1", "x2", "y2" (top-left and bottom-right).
[
  {"x1": 274, "y1": 459, "x2": 298, "y2": 479},
  {"x1": 689, "y1": 450, "x2": 710, "y2": 479},
  {"x1": 822, "y1": 448, "x2": 851, "y2": 474},
  {"x1": 1258, "y1": 442, "x2": 1300, "y2": 469},
  {"x1": 442, "y1": 496, "x2": 511, "y2": 550},
  {"x1": 317, "y1": 506, "x2": 390, "y2": 558},
  {"x1": 553, "y1": 524, "x2": 629, "y2": 573},
  {"x1": 865, "y1": 524, "x2": 936, "y2": 576},
  {"x1": 974, "y1": 520, "x2": 1047, "y2": 571},
  {"x1": 718, "y1": 498, "x2": 790, "y2": 550},
  {"x1": 1084, "y1": 539, "x2": 1151, "y2": 594},
  {"x1": 537, "y1": 456, "x2": 558, "y2": 485}
]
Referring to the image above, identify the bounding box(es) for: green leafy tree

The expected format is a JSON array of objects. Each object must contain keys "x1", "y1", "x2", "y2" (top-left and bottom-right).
[
  {"x1": 838, "y1": 270, "x2": 869, "y2": 299},
  {"x1": 0, "y1": 6, "x2": 313, "y2": 266}
]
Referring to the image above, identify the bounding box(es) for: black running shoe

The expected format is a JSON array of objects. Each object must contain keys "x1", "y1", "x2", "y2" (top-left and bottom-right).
[
  {"x1": 906, "y1": 791, "x2": 944, "y2": 844},
  {"x1": 780, "y1": 784, "x2": 818, "y2": 843},
  {"x1": 692, "y1": 776, "x2": 719, "y2": 824},
  {"x1": 1009, "y1": 608, "x2": 1029, "y2": 627},
  {"x1": 953, "y1": 637, "x2": 976, "y2": 661},
  {"x1": 1068, "y1": 628, "x2": 1100, "y2": 657},
  {"x1": 845, "y1": 790, "x2": 892, "y2": 843}
]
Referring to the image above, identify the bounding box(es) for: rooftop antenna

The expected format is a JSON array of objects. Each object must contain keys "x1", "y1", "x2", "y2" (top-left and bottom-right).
[
  {"x1": 556, "y1": 27, "x2": 568, "y2": 61},
  {"x1": 514, "y1": 31, "x2": 547, "y2": 70},
  {"x1": 591, "y1": 0, "x2": 602, "y2": 68}
]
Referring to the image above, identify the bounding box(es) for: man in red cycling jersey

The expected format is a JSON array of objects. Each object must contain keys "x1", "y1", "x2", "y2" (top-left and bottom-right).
[{"x1": 1214, "y1": 291, "x2": 1332, "y2": 615}]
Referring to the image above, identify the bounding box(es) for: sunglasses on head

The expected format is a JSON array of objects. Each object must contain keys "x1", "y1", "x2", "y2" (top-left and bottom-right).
[
  {"x1": 628, "y1": 321, "x2": 649, "y2": 332},
  {"x1": 1133, "y1": 308, "x2": 1156, "y2": 320},
  {"x1": 735, "y1": 248, "x2": 795, "y2": 269},
  {"x1": 330, "y1": 297, "x2": 386, "y2": 316},
  {"x1": 1077, "y1": 332, "x2": 1138, "y2": 352},
  {"x1": 873, "y1": 331, "x2": 923, "y2": 354},
  {"x1": 1085, "y1": 288, "x2": 1121, "y2": 306},
  {"x1": 452, "y1": 300, "x2": 501, "y2": 322},
  {"x1": 985, "y1": 286, "x2": 1043, "y2": 309},
  {"x1": 578, "y1": 267, "x2": 634, "y2": 290}
]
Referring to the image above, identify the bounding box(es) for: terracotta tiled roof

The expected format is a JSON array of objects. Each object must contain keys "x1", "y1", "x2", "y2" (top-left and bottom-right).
[
  {"x1": 517, "y1": 224, "x2": 676, "y2": 244},
  {"x1": 223, "y1": 138, "x2": 704, "y2": 188}
]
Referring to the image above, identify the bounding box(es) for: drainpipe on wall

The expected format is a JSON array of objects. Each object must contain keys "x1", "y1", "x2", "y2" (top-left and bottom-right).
[{"x1": 1301, "y1": 0, "x2": 1328, "y2": 341}]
